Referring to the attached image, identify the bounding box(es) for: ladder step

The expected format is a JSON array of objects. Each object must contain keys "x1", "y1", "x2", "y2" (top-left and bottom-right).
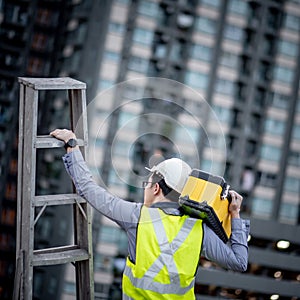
[
  {"x1": 34, "y1": 194, "x2": 86, "y2": 207},
  {"x1": 18, "y1": 77, "x2": 86, "y2": 90},
  {"x1": 34, "y1": 135, "x2": 85, "y2": 149},
  {"x1": 33, "y1": 245, "x2": 90, "y2": 266}
]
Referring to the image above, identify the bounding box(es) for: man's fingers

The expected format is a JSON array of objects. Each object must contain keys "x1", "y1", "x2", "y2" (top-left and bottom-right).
[
  {"x1": 50, "y1": 129, "x2": 65, "y2": 140},
  {"x1": 229, "y1": 190, "x2": 243, "y2": 202}
]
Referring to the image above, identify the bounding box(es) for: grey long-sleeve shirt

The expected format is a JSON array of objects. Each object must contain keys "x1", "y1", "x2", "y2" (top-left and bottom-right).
[{"x1": 63, "y1": 150, "x2": 250, "y2": 272}]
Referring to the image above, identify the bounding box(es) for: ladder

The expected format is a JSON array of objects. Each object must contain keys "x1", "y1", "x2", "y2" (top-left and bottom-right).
[{"x1": 13, "y1": 77, "x2": 94, "y2": 300}]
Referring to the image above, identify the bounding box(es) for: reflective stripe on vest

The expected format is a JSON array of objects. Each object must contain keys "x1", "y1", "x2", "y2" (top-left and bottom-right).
[{"x1": 123, "y1": 207, "x2": 202, "y2": 297}]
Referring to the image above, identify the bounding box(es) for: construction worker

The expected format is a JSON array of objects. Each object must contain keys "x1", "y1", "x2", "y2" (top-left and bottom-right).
[{"x1": 50, "y1": 129, "x2": 249, "y2": 300}]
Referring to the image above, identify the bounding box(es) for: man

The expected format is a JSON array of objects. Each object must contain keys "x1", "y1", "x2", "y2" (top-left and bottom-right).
[{"x1": 50, "y1": 129, "x2": 249, "y2": 300}]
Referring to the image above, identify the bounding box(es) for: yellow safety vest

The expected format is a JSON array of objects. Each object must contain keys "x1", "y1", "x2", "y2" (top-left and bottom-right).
[{"x1": 123, "y1": 206, "x2": 203, "y2": 299}]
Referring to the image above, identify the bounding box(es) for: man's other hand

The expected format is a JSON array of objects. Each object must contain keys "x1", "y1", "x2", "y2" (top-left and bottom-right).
[{"x1": 50, "y1": 129, "x2": 76, "y2": 143}]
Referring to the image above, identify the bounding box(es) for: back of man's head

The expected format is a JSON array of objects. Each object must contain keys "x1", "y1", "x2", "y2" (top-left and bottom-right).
[{"x1": 146, "y1": 158, "x2": 191, "y2": 201}]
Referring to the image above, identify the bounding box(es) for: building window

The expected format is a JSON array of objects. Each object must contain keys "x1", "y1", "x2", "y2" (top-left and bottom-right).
[
  {"x1": 103, "y1": 50, "x2": 120, "y2": 62},
  {"x1": 288, "y1": 150, "x2": 300, "y2": 166},
  {"x1": 133, "y1": 28, "x2": 153, "y2": 46},
  {"x1": 273, "y1": 66, "x2": 294, "y2": 84},
  {"x1": 94, "y1": 253, "x2": 113, "y2": 272},
  {"x1": 137, "y1": 0, "x2": 159, "y2": 18},
  {"x1": 153, "y1": 42, "x2": 168, "y2": 59},
  {"x1": 113, "y1": 140, "x2": 132, "y2": 158},
  {"x1": 0, "y1": 233, "x2": 14, "y2": 251},
  {"x1": 215, "y1": 78, "x2": 235, "y2": 96},
  {"x1": 190, "y1": 44, "x2": 212, "y2": 62},
  {"x1": 119, "y1": 111, "x2": 138, "y2": 130},
  {"x1": 48, "y1": 277, "x2": 58, "y2": 295},
  {"x1": 63, "y1": 282, "x2": 76, "y2": 295},
  {"x1": 32, "y1": 33, "x2": 54, "y2": 51},
  {"x1": 195, "y1": 16, "x2": 217, "y2": 35},
  {"x1": 254, "y1": 88, "x2": 266, "y2": 108},
  {"x1": 170, "y1": 40, "x2": 186, "y2": 61},
  {"x1": 98, "y1": 225, "x2": 128, "y2": 251},
  {"x1": 200, "y1": 159, "x2": 211, "y2": 173},
  {"x1": 175, "y1": 126, "x2": 199, "y2": 144},
  {"x1": 35, "y1": 217, "x2": 53, "y2": 239},
  {"x1": 123, "y1": 84, "x2": 144, "y2": 99},
  {"x1": 0, "y1": 104, "x2": 12, "y2": 124},
  {"x1": 269, "y1": 92, "x2": 289, "y2": 109},
  {"x1": 69, "y1": 23, "x2": 87, "y2": 44},
  {"x1": 108, "y1": 169, "x2": 128, "y2": 186},
  {"x1": 204, "y1": 132, "x2": 225, "y2": 150},
  {"x1": 246, "y1": 140, "x2": 257, "y2": 158},
  {"x1": 244, "y1": 28, "x2": 256, "y2": 50},
  {"x1": 128, "y1": 56, "x2": 149, "y2": 73},
  {"x1": 284, "y1": 176, "x2": 300, "y2": 193},
  {"x1": 33, "y1": 272, "x2": 43, "y2": 296},
  {"x1": 262, "y1": 34, "x2": 276, "y2": 56},
  {"x1": 278, "y1": 39, "x2": 299, "y2": 58},
  {"x1": 1, "y1": 53, "x2": 22, "y2": 69},
  {"x1": 108, "y1": 22, "x2": 125, "y2": 35},
  {"x1": 27, "y1": 57, "x2": 45, "y2": 75},
  {"x1": 224, "y1": 24, "x2": 244, "y2": 42},
  {"x1": 1, "y1": 208, "x2": 15, "y2": 226},
  {"x1": 231, "y1": 108, "x2": 242, "y2": 128},
  {"x1": 201, "y1": 0, "x2": 221, "y2": 8},
  {"x1": 184, "y1": 70, "x2": 208, "y2": 90},
  {"x1": 9, "y1": 158, "x2": 18, "y2": 175},
  {"x1": 279, "y1": 202, "x2": 298, "y2": 224},
  {"x1": 228, "y1": 0, "x2": 248, "y2": 16},
  {"x1": 0, "y1": 78, "x2": 13, "y2": 97},
  {"x1": 4, "y1": 3, "x2": 28, "y2": 25},
  {"x1": 115, "y1": 0, "x2": 130, "y2": 4},
  {"x1": 260, "y1": 144, "x2": 281, "y2": 161},
  {"x1": 252, "y1": 197, "x2": 272, "y2": 218},
  {"x1": 219, "y1": 51, "x2": 239, "y2": 69},
  {"x1": 98, "y1": 79, "x2": 114, "y2": 91},
  {"x1": 240, "y1": 56, "x2": 252, "y2": 75},
  {"x1": 264, "y1": 118, "x2": 286, "y2": 136},
  {"x1": 258, "y1": 171, "x2": 277, "y2": 188},
  {"x1": 63, "y1": 49, "x2": 81, "y2": 73},
  {"x1": 0, "y1": 260, "x2": 8, "y2": 277},
  {"x1": 256, "y1": 61, "x2": 272, "y2": 82},
  {"x1": 292, "y1": 124, "x2": 300, "y2": 140},
  {"x1": 212, "y1": 105, "x2": 232, "y2": 123},
  {"x1": 266, "y1": 7, "x2": 282, "y2": 30},
  {"x1": 283, "y1": 13, "x2": 300, "y2": 31},
  {"x1": 98, "y1": 225, "x2": 120, "y2": 243},
  {"x1": 36, "y1": 8, "x2": 59, "y2": 27}
]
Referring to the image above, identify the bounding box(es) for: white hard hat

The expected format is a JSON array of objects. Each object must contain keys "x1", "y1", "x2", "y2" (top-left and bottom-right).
[{"x1": 146, "y1": 158, "x2": 192, "y2": 194}]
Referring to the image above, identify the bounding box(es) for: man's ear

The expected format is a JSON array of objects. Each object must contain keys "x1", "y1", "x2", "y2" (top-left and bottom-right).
[{"x1": 153, "y1": 183, "x2": 161, "y2": 195}]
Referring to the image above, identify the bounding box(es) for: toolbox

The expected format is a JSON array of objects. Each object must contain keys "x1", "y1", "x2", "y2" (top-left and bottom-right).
[{"x1": 179, "y1": 169, "x2": 232, "y2": 243}]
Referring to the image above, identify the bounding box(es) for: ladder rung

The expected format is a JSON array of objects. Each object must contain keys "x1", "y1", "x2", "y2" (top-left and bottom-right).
[
  {"x1": 18, "y1": 77, "x2": 86, "y2": 90},
  {"x1": 34, "y1": 194, "x2": 86, "y2": 207},
  {"x1": 34, "y1": 136, "x2": 85, "y2": 149},
  {"x1": 33, "y1": 245, "x2": 89, "y2": 266}
]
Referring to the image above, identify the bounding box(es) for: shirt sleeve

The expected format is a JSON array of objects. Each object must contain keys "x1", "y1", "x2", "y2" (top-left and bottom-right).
[
  {"x1": 62, "y1": 149, "x2": 141, "y2": 229},
  {"x1": 201, "y1": 218, "x2": 250, "y2": 272}
]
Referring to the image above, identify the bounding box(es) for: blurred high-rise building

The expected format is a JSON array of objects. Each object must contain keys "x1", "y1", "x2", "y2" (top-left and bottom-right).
[
  {"x1": 0, "y1": 0, "x2": 300, "y2": 299},
  {"x1": 0, "y1": 0, "x2": 110, "y2": 299},
  {"x1": 77, "y1": 0, "x2": 300, "y2": 299}
]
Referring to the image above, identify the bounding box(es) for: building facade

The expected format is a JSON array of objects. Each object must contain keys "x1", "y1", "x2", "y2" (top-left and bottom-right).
[
  {"x1": 67, "y1": 0, "x2": 300, "y2": 299},
  {"x1": 0, "y1": 0, "x2": 110, "y2": 299}
]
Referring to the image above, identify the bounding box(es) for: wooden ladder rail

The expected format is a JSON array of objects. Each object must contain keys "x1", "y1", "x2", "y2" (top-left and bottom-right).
[{"x1": 13, "y1": 77, "x2": 94, "y2": 300}]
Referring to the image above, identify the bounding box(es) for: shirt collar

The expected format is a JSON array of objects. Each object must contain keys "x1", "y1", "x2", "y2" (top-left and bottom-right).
[{"x1": 150, "y1": 201, "x2": 183, "y2": 216}]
